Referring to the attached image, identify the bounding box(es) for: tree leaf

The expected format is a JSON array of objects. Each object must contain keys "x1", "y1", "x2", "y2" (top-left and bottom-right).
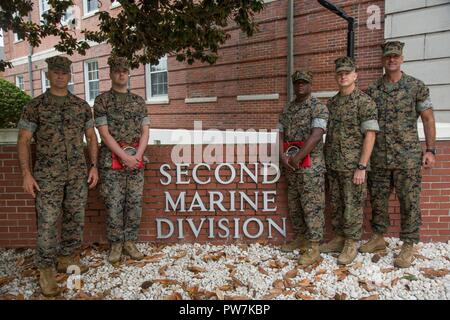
[
  {"x1": 171, "y1": 251, "x2": 187, "y2": 260},
  {"x1": 158, "y1": 265, "x2": 168, "y2": 276},
  {"x1": 334, "y1": 293, "x2": 347, "y2": 300},
  {"x1": 296, "y1": 279, "x2": 312, "y2": 287},
  {"x1": 187, "y1": 265, "x2": 205, "y2": 274},
  {"x1": 295, "y1": 292, "x2": 314, "y2": 300},
  {"x1": 272, "y1": 279, "x2": 285, "y2": 289},
  {"x1": 142, "y1": 253, "x2": 165, "y2": 263},
  {"x1": 359, "y1": 294, "x2": 379, "y2": 300},
  {"x1": 284, "y1": 268, "x2": 298, "y2": 279},
  {"x1": 401, "y1": 274, "x2": 418, "y2": 281},
  {"x1": 163, "y1": 292, "x2": 183, "y2": 300},
  {"x1": 258, "y1": 266, "x2": 269, "y2": 275},
  {"x1": 420, "y1": 268, "x2": 450, "y2": 279}
]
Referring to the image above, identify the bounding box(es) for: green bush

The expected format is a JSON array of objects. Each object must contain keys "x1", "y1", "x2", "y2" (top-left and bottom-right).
[{"x1": 0, "y1": 78, "x2": 32, "y2": 128}]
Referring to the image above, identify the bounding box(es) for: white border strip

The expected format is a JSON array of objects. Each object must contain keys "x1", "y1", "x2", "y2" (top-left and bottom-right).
[
  {"x1": 237, "y1": 94, "x2": 279, "y2": 101},
  {"x1": 185, "y1": 97, "x2": 218, "y2": 104},
  {"x1": 9, "y1": 41, "x2": 102, "y2": 67},
  {"x1": 312, "y1": 91, "x2": 338, "y2": 98}
]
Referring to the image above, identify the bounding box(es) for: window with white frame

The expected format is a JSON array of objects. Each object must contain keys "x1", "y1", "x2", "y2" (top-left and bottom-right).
[
  {"x1": 39, "y1": 0, "x2": 51, "y2": 24},
  {"x1": 13, "y1": 32, "x2": 23, "y2": 42},
  {"x1": 84, "y1": 60, "x2": 99, "y2": 103},
  {"x1": 111, "y1": 1, "x2": 121, "y2": 9},
  {"x1": 41, "y1": 68, "x2": 75, "y2": 94},
  {"x1": 39, "y1": 0, "x2": 72, "y2": 25},
  {"x1": 145, "y1": 56, "x2": 168, "y2": 101},
  {"x1": 12, "y1": 12, "x2": 23, "y2": 42},
  {"x1": 83, "y1": 0, "x2": 99, "y2": 15},
  {"x1": 15, "y1": 75, "x2": 24, "y2": 91},
  {"x1": 41, "y1": 70, "x2": 50, "y2": 93}
]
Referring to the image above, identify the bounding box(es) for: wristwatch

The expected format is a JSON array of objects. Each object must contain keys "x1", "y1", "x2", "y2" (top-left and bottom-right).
[
  {"x1": 90, "y1": 163, "x2": 97, "y2": 169},
  {"x1": 425, "y1": 148, "x2": 437, "y2": 155},
  {"x1": 357, "y1": 163, "x2": 367, "y2": 170}
]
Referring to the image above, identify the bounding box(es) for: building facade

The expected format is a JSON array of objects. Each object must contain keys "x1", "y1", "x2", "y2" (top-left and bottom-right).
[
  {"x1": 1, "y1": 0, "x2": 450, "y2": 246},
  {"x1": 3, "y1": 0, "x2": 387, "y2": 133}
]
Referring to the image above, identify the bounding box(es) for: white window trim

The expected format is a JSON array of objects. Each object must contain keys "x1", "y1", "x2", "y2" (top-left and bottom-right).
[
  {"x1": 145, "y1": 56, "x2": 169, "y2": 103},
  {"x1": 110, "y1": 1, "x2": 122, "y2": 9},
  {"x1": 84, "y1": 59, "x2": 99, "y2": 105},
  {"x1": 60, "y1": 6, "x2": 75, "y2": 26},
  {"x1": 39, "y1": 0, "x2": 51, "y2": 25},
  {"x1": 13, "y1": 32, "x2": 23, "y2": 43},
  {"x1": 15, "y1": 75, "x2": 24, "y2": 90},
  {"x1": 41, "y1": 68, "x2": 75, "y2": 94},
  {"x1": 12, "y1": 12, "x2": 24, "y2": 43},
  {"x1": 41, "y1": 70, "x2": 50, "y2": 93},
  {"x1": 83, "y1": 0, "x2": 99, "y2": 18}
]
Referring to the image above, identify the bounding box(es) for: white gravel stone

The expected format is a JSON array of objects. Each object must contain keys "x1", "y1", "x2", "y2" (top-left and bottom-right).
[{"x1": 0, "y1": 237, "x2": 449, "y2": 300}]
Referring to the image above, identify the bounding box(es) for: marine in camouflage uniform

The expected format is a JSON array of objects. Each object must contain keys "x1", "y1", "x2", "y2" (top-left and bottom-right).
[
  {"x1": 94, "y1": 56, "x2": 150, "y2": 263},
  {"x1": 362, "y1": 41, "x2": 436, "y2": 268},
  {"x1": 278, "y1": 71, "x2": 329, "y2": 265},
  {"x1": 322, "y1": 57, "x2": 379, "y2": 265},
  {"x1": 17, "y1": 56, "x2": 98, "y2": 296}
]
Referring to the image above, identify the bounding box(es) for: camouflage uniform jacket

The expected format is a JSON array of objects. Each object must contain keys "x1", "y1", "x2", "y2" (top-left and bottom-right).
[
  {"x1": 325, "y1": 88, "x2": 379, "y2": 172},
  {"x1": 93, "y1": 90, "x2": 150, "y2": 169},
  {"x1": 278, "y1": 96, "x2": 329, "y2": 173},
  {"x1": 366, "y1": 72, "x2": 433, "y2": 169},
  {"x1": 18, "y1": 91, "x2": 94, "y2": 177}
]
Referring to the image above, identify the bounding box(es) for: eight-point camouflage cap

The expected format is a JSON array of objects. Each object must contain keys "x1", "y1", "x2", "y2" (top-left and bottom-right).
[
  {"x1": 108, "y1": 56, "x2": 130, "y2": 71},
  {"x1": 335, "y1": 56, "x2": 356, "y2": 73},
  {"x1": 292, "y1": 70, "x2": 313, "y2": 83},
  {"x1": 45, "y1": 56, "x2": 72, "y2": 73},
  {"x1": 382, "y1": 41, "x2": 405, "y2": 56}
]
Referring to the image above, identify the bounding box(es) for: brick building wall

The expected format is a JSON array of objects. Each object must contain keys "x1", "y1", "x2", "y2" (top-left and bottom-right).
[
  {"x1": 0, "y1": 142, "x2": 449, "y2": 248},
  {"x1": 2, "y1": 0, "x2": 385, "y2": 130}
]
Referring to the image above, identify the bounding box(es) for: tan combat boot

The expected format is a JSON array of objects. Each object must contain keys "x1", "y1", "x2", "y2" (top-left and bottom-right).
[
  {"x1": 123, "y1": 241, "x2": 144, "y2": 260},
  {"x1": 57, "y1": 254, "x2": 89, "y2": 274},
  {"x1": 108, "y1": 242, "x2": 123, "y2": 264},
  {"x1": 337, "y1": 239, "x2": 358, "y2": 265},
  {"x1": 319, "y1": 235, "x2": 345, "y2": 253},
  {"x1": 280, "y1": 234, "x2": 308, "y2": 253},
  {"x1": 39, "y1": 267, "x2": 60, "y2": 297},
  {"x1": 394, "y1": 243, "x2": 414, "y2": 268},
  {"x1": 298, "y1": 241, "x2": 321, "y2": 266},
  {"x1": 359, "y1": 233, "x2": 386, "y2": 253}
]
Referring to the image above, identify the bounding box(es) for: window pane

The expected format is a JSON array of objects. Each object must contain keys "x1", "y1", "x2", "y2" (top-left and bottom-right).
[
  {"x1": 41, "y1": 0, "x2": 50, "y2": 12},
  {"x1": 87, "y1": 0, "x2": 98, "y2": 12},
  {"x1": 150, "y1": 56, "x2": 167, "y2": 72},
  {"x1": 89, "y1": 81, "x2": 99, "y2": 100},
  {"x1": 151, "y1": 72, "x2": 168, "y2": 96},
  {"x1": 147, "y1": 56, "x2": 168, "y2": 99},
  {"x1": 16, "y1": 76, "x2": 24, "y2": 90}
]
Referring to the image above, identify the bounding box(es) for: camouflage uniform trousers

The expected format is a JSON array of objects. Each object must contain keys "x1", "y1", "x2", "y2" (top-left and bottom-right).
[
  {"x1": 100, "y1": 168, "x2": 145, "y2": 243},
  {"x1": 328, "y1": 170, "x2": 366, "y2": 240},
  {"x1": 286, "y1": 169, "x2": 325, "y2": 241},
  {"x1": 368, "y1": 167, "x2": 422, "y2": 244},
  {"x1": 35, "y1": 172, "x2": 87, "y2": 268}
]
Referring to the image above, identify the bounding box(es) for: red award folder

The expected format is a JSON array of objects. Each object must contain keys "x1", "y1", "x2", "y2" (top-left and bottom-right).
[
  {"x1": 112, "y1": 142, "x2": 144, "y2": 170},
  {"x1": 283, "y1": 141, "x2": 311, "y2": 168}
]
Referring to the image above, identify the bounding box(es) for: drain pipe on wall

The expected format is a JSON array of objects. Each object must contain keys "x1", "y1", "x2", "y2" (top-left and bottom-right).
[
  {"x1": 317, "y1": 0, "x2": 355, "y2": 58},
  {"x1": 26, "y1": 13, "x2": 34, "y2": 97},
  {"x1": 286, "y1": 0, "x2": 294, "y2": 102}
]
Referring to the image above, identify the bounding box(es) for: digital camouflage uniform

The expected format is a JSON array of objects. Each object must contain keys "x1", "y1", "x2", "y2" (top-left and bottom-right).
[
  {"x1": 366, "y1": 41, "x2": 433, "y2": 244},
  {"x1": 94, "y1": 57, "x2": 150, "y2": 244},
  {"x1": 325, "y1": 57, "x2": 380, "y2": 240},
  {"x1": 17, "y1": 56, "x2": 94, "y2": 268},
  {"x1": 278, "y1": 71, "x2": 329, "y2": 242}
]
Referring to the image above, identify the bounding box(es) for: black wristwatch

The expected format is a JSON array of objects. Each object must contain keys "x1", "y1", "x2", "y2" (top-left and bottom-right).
[
  {"x1": 357, "y1": 163, "x2": 367, "y2": 170},
  {"x1": 90, "y1": 163, "x2": 97, "y2": 169},
  {"x1": 425, "y1": 148, "x2": 437, "y2": 155}
]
